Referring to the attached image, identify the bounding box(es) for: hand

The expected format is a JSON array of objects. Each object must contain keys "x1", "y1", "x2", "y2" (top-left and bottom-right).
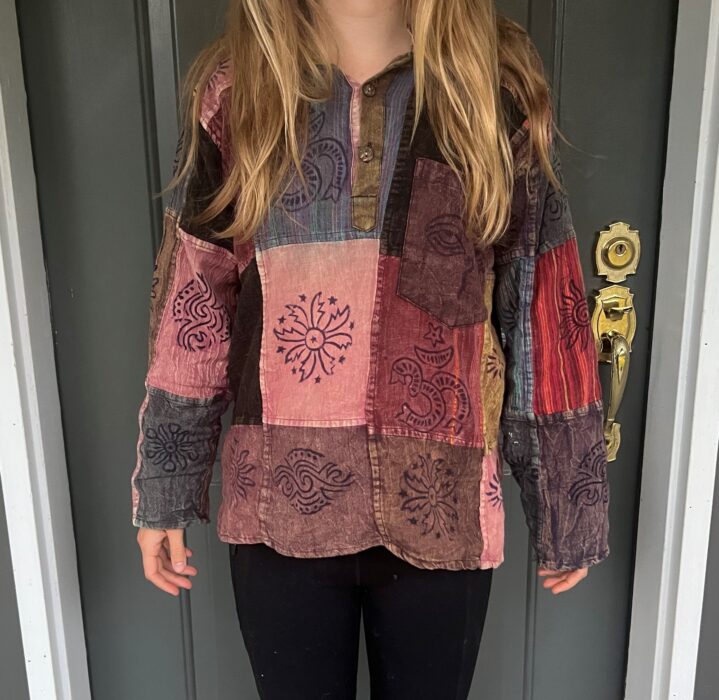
[
  {"x1": 137, "y1": 527, "x2": 197, "y2": 596},
  {"x1": 537, "y1": 566, "x2": 588, "y2": 594}
]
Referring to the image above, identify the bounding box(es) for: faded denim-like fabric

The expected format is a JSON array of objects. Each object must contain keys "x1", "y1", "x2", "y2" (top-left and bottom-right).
[{"x1": 131, "y1": 50, "x2": 610, "y2": 572}]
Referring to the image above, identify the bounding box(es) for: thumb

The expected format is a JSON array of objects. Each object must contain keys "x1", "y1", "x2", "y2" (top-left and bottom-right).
[{"x1": 166, "y1": 529, "x2": 187, "y2": 573}]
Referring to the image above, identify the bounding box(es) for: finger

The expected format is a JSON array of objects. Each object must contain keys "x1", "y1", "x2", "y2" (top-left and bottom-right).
[
  {"x1": 147, "y1": 571, "x2": 180, "y2": 596},
  {"x1": 141, "y1": 552, "x2": 179, "y2": 596},
  {"x1": 166, "y1": 529, "x2": 188, "y2": 573},
  {"x1": 542, "y1": 575, "x2": 568, "y2": 589},
  {"x1": 550, "y1": 569, "x2": 587, "y2": 594},
  {"x1": 156, "y1": 561, "x2": 193, "y2": 590},
  {"x1": 538, "y1": 570, "x2": 569, "y2": 587},
  {"x1": 550, "y1": 578, "x2": 577, "y2": 594},
  {"x1": 162, "y1": 540, "x2": 193, "y2": 562},
  {"x1": 158, "y1": 548, "x2": 198, "y2": 578}
]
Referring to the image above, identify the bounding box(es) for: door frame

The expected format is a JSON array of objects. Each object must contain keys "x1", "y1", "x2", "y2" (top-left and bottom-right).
[
  {"x1": 0, "y1": 2, "x2": 91, "y2": 699},
  {"x1": 625, "y1": 1, "x2": 719, "y2": 698},
  {"x1": 0, "y1": 1, "x2": 716, "y2": 698}
]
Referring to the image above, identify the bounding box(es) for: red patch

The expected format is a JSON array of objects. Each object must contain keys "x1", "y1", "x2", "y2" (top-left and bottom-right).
[
  {"x1": 530, "y1": 237, "x2": 602, "y2": 415},
  {"x1": 368, "y1": 255, "x2": 486, "y2": 448}
]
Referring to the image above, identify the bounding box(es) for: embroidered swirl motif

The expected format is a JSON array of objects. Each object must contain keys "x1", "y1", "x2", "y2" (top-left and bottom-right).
[
  {"x1": 569, "y1": 440, "x2": 608, "y2": 506},
  {"x1": 274, "y1": 447, "x2": 354, "y2": 515},
  {"x1": 486, "y1": 470, "x2": 503, "y2": 508},
  {"x1": 172, "y1": 272, "x2": 231, "y2": 351},
  {"x1": 151, "y1": 262, "x2": 159, "y2": 299},
  {"x1": 398, "y1": 453, "x2": 459, "y2": 539},
  {"x1": 273, "y1": 291, "x2": 353, "y2": 383},
  {"x1": 559, "y1": 277, "x2": 591, "y2": 351},
  {"x1": 486, "y1": 350, "x2": 505, "y2": 379},
  {"x1": 390, "y1": 321, "x2": 471, "y2": 435},
  {"x1": 142, "y1": 423, "x2": 203, "y2": 474},
  {"x1": 227, "y1": 440, "x2": 258, "y2": 505},
  {"x1": 280, "y1": 110, "x2": 349, "y2": 211},
  {"x1": 544, "y1": 189, "x2": 567, "y2": 222}
]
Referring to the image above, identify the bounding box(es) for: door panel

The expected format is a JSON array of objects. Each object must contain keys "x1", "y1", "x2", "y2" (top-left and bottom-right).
[
  {"x1": 15, "y1": 2, "x2": 188, "y2": 699},
  {"x1": 529, "y1": 5, "x2": 677, "y2": 699},
  {"x1": 15, "y1": 0, "x2": 676, "y2": 698}
]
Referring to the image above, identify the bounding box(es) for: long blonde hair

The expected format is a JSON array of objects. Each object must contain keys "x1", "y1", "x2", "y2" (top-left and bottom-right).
[{"x1": 167, "y1": 1, "x2": 560, "y2": 248}]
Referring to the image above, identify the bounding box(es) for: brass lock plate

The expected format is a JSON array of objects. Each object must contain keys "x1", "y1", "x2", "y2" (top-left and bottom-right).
[
  {"x1": 591, "y1": 285, "x2": 636, "y2": 362},
  {"x1": 595, "y1": 222, "x2": 640, "y2": 282}
]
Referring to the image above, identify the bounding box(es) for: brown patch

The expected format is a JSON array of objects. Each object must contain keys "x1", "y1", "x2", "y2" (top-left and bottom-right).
[
  {"x1": 397, "y1": 157, "x2": 487, "y2": 328},
  {"x1": 371, "y1": 433, "x2": 485, "y2": 565}
]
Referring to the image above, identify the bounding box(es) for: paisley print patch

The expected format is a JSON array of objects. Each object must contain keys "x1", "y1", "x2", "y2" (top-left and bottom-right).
[
  {"x1": 274, "y1": 447, "x2": 354, "y2": 514},
  {"x1": 227, "y1": 444, "x2": 258, "y2": 504},
  {"x1": 569, "y1": 440, "x2": 609, "y2": 506},
  {"x1": 172, "y1": 272, "x2": 231, "y2": 351}
]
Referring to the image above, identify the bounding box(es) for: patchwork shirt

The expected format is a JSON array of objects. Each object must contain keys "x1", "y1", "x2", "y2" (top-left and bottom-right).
[{"x1": 130, "y1": 50, "x2": 610, "y2": 572}]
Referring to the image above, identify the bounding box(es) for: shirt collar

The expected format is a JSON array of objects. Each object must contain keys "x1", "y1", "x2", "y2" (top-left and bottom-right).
[{"x1": 332, "y1": 48, "x2": 414, "y2": 88}]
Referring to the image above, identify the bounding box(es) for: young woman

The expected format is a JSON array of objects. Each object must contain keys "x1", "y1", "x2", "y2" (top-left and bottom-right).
[{"x1": 132, "y1": 1, "x2": 610, "y2": 697}]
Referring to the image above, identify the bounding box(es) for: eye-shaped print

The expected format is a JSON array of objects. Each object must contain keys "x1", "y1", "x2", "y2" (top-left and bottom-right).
[
  {"x1": 397, "y1": 157, "x2": 487, "y2": 328},
  {"x1": 426, "y1": 214, "x2": 468, "y2": 257}
]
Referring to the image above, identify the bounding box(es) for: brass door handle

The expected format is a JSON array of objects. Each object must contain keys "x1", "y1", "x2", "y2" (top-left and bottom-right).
[
  {"x1": 592, "y1": 222, "x2": 640, "y2": 461},
  {"x1": 604, "y1": 333, "x2": 630, "y2": 460}
]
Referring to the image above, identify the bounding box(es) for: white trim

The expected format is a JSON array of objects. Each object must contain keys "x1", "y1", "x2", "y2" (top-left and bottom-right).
[
  {"x1": 0, "y1": 2, "x2": 91, "y2": 699},
  {"x1": 626, "y1": 0, "x2": 719, "y2": 698},
  {"x1": 1, "y1": 0, "x2": 716, "y2": 697}
]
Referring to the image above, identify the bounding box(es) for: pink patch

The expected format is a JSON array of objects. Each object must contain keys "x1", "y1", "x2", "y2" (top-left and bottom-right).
[
  {"x1": 147, "y1": 229, "x2": 238, "y2": 399},
  {"x1": 478, "y1": 445, "x2": 505, "y2": 566},
  {"x1": 200, "y1": 59, "x2": 233, "y2": 147},
  {"x1": 257, "y1": 239, "x2": 379, "y2": 426},
  {"x1": 369, "y1": 255, "x2": 486, "y2": 448}
]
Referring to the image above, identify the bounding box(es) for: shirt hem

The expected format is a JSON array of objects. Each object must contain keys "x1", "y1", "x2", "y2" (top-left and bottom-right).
[{"x1": 217, "y1": 529, "x2": 504, "y2": 571}]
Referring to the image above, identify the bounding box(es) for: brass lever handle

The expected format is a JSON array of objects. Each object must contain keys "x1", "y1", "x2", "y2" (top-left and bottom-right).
[{"x1": 604, "y1": 333, "x2": 630, "y2": 460}]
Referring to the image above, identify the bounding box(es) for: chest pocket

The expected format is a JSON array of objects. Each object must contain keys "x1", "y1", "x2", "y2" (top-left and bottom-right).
[{"x1": 397, "y1": 157, "x2": 488, "y2": 328}]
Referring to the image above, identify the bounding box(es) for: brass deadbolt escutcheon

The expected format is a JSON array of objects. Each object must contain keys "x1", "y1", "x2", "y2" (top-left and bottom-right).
[{"x1": 595, "y1": 222, "x2": 640, "y2": 283}]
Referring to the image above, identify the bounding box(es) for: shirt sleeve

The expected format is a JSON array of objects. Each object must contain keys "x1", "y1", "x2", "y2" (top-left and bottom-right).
[
  {"x1": 130, "y1": 117, "x2": 239, "y2": 530},
  {"x1": 492, "y1": 118, "x2": 610, "y2": 570}
]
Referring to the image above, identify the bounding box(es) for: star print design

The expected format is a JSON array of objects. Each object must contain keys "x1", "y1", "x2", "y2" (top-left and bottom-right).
[{"x1": 273, "y1": 291, "x2": 353, "y2": 382}]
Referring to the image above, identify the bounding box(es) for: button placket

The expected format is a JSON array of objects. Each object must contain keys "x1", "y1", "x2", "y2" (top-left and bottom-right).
[
  {"x1": 351, "y1": 76, "x2": 391, "y2": 231},
  {"x1": 362, "y1": 81, "x2": 377, "y2": 97},
  {"x1": 359, "y1": 144, "x2": 375, "y2": 163}
]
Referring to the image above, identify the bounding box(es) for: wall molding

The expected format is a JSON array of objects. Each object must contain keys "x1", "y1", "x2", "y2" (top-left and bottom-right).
[
  {"x1": 626, "y1": 0, "x2": 719, "y2": 697},
  {"x1": 0, "y1": 2, "x2": 91, "y2": 698}
]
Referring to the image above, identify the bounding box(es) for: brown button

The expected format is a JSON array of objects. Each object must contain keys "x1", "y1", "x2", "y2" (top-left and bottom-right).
[
  {"x1": 359, "y1": 144, "x2": 375, "y2": 163},
  {"x1": 362, "y1": 81, "x2": 377, "y2": 97}
]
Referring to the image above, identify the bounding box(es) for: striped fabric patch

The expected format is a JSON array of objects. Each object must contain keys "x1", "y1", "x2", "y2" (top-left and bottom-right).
[{"x1": 530, "y1": 236, "x2": 602, "y2": 415}]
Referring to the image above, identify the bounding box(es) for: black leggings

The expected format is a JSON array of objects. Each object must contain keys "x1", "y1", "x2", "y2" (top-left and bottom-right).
[{"x1": 228, "y1": 542, "x2": 493, "y2": 700}]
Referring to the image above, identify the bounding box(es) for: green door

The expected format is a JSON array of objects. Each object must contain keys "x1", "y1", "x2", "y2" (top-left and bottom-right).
[{"x1": 15, "y1": 0, "x2": 676, "y2": 697}]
